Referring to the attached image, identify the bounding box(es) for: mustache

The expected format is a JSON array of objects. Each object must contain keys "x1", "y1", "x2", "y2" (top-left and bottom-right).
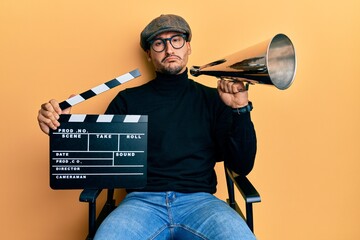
[{"x1": 162, "y1": 54, "x2": 181, "y2": 63}]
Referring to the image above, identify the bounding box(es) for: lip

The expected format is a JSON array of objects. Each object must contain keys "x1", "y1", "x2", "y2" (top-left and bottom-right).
[{"x1": 162, "y1": 55, "x2": 181, "y2": 63}]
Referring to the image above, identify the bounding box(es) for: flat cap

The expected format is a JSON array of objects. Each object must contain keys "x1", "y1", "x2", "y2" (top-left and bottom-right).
[{"x1": 140, "y1": 14, "x2": 192, "y2": 51}]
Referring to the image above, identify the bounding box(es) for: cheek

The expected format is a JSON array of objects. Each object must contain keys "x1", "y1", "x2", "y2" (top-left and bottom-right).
[
  {"x1": 152, "y1": 57, "x2": 162, "y2": 65},
  {"x1": 151, "y1": 58, "x2": 164, "y2": 71},
  {"x1": 148, "y1": 53, "x2": 161, "y2": 66}
]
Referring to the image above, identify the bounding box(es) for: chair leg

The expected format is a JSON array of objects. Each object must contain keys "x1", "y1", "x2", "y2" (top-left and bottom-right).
[
  {"x1": 225, "y1": 168, "x2": 236, "y2": 210},
  {"x1": 246, "y1": 202, "x2": 254, "y2": 232},
  {"x1": 107, "y1": 189, "x2": 114, "y2": 203},
  {"x1": 88, "y1": 201, "x2": 96, "y2": 239}
]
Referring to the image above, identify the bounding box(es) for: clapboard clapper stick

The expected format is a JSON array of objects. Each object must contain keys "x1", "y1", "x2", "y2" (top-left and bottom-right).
[{"x1": 59, "y1": 69, "x2": 141, "y2": 110}]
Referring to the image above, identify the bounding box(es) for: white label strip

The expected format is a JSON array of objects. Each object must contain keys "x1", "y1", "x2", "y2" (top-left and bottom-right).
[
  {"x1": 116, "y1": 73, "x2": 134, "y2": 84},
  {"x1": 91, "y1": 84, "x2": 110, "y2": 95},
  {"x1": 69, "y1": 114, "x2": 87, "y2": 122},
  {"x1": 96, "y1": 115, "x2": 114, "y2": 122},
  {"x1": 67, "y1": 95, "x2": 85, "y2": 106},
  {"x1": 124, "y1": 115, "x2": 141, "y2": 123}
]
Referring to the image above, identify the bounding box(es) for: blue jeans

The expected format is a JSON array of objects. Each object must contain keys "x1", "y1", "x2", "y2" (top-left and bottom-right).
[{"x1": 94, "y1": 191, "x2": 256, "y2": 240}]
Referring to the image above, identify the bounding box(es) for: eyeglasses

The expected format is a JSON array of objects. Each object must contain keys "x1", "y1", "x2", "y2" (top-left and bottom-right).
[{"x1": 150, "y1": 34, "x2": 187, "y2": 52}]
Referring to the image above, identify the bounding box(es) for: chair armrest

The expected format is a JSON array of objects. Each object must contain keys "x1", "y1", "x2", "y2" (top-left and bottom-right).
[
  {"x1": 226, "y1": 168, "x2": 261, "y2": 203},
  {"x1": 79, "y1": 189, "x2": 103, "y2": 203}
]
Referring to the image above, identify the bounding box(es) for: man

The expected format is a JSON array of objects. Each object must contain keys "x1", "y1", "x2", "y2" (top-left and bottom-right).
[{"x1": 38, "y1": 14, "x2": 257, "y2": 240}]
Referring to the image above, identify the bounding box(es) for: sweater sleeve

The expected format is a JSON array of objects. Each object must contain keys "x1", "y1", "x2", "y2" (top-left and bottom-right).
[
  {"x1": 212, "y1": 92, "x2": 257, "y2": 176},
  {"x1": 224, "y1": 111, "x2": 257, "y2": 176}
]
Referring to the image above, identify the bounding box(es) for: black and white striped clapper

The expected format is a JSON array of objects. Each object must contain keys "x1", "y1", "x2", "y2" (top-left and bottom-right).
[
  {"x1": 50, "y1": 114, "x2": 148, "y2": 189},
  {"x1": 59, "y1": 69, "x2": 141, "y2": 110}
]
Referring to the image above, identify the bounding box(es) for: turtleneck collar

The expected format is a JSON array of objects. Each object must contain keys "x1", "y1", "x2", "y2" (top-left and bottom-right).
[{"x1": 151, "y1": 69, "x2": 189, "y2": 93}]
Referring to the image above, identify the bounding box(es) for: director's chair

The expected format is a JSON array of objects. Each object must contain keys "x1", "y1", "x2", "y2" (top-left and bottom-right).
[{"x1": 79, "y1": 164, "x2": 261, "y2": 240}]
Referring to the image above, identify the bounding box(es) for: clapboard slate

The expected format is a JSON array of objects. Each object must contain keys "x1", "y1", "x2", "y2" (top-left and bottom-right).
[{"x1": 50, "y1": 114, "x2": 148, "y2": 189}]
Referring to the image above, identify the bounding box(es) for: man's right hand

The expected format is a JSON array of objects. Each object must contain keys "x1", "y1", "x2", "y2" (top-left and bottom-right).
[{"x1": 37, "y1": 99, "x2": 72, "y2": 135}]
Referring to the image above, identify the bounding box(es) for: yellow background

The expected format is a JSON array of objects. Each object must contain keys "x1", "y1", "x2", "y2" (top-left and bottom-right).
[{"x1": 1, "y1": 0, "x2": 359, "y2": 239}]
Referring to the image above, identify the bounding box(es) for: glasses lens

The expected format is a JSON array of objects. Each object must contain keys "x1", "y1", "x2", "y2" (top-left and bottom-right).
[
  {"x1": 170, "y1": 35, "x2": 185, "y2": 49},
  {"x1": 151, "y1": 35, "x2": 186, "y2": 52},
  {"x1": 151, "y1": 39, "x2": 165, "y2": 52}
]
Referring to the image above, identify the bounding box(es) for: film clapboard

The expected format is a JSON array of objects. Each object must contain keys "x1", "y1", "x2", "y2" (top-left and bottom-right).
[
  {"x1": 48, "y1": 68, "x2": 146, "y2": 189},
  {"x1": 50, "y1": 114, "x2": 148, "y2": 189}
]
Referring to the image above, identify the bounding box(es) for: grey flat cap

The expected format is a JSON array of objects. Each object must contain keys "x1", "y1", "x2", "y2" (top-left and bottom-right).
[{"x1": 140, "y1": 14, "x2": 192, "y2": 51}]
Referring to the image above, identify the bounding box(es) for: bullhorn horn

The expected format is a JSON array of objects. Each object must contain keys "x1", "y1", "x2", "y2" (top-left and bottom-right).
[{"x1": 190, "y1": 33, "x2": 297, "y2": 90}]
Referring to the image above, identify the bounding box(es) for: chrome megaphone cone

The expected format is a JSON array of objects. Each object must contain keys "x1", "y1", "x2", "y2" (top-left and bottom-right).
[{"x1": 190, "y1": 33, "x2": 297, "y2": 90}]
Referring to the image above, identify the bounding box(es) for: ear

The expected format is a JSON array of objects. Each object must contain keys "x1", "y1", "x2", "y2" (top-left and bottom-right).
[
  {"x1": 146, "y1": 50, "x2": 152, "y2": 62},
  {"x1": 187, "y1": 42, "x2": 192, "y2": 55}
]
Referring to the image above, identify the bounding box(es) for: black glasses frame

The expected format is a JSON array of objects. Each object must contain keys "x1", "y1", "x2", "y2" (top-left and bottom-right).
[{"x1": 149, "y1": 34, "x2": 187, "y2": 52}]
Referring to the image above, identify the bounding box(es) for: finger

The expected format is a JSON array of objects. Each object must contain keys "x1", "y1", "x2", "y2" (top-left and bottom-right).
[
  {"x1": 217, "y1": 79, "x2": 223, "y2": 92},
  {"x1": 49, "y1": 99, "x2": 62, "y2": 115},
  {"x1": 223, "y1": 80, "x2": 243, "y2": 93},
  {"x1": 38, "y1": 121, "x2": 50, "y2": 135},
  {"x1": 224, "y1": 81, "x2": 233, "y2": 93},
  {"x1": 231, "y1": 81, "x2": 246, "y2": 93},
  {"x1": 39, "y1": 102, "x2": 61, "y2": 126},
  {"x1": 37, "y1": 109, "x2": 60, "y2": 133},
  {"x1": 38, "y1": 108, "x2": 60, "y2": 127},
  {"x1": 40, "y1": 102, "x2": 60, "y2": 120},
  {"x1": 218, "y1": 79, "x2": 230, "y2": 93},
  {"x1": 229, "y1": 81, "x2": 241, "y2": 93},
  {"x1": 40, "y1": 101, "x2": 54, "y2": 111}
]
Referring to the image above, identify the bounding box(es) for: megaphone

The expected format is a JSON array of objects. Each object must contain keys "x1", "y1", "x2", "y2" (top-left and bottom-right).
[{"x1": 190, "y1": 33, "x2": 297, "y2": 90}]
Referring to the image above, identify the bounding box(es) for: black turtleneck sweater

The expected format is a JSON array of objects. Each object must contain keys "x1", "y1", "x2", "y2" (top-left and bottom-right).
[{"x1": 105, "y1": 70, "x2": 256, "y2": 193}]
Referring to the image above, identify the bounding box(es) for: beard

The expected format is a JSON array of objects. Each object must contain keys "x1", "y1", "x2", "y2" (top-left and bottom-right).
[
  {"x1": 159, "y1": 64, "x2": 184, "y2": 75},
  {"x1": 157, "y1": 54, "x2": 186, "y2": 75}
]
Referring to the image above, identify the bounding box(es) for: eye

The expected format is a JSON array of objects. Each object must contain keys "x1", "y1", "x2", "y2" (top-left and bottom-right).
[
  {"x1": 153, "y1": 40, "x2": 163, "y2": 47},
  {"x1": 172, "y1": 36, "x2": 181, "y2": 43}
]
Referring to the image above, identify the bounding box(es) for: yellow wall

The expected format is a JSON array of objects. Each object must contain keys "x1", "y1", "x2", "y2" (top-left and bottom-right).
[{"x1": 1, "y1": 0, "x2": 359, "y2": 239}]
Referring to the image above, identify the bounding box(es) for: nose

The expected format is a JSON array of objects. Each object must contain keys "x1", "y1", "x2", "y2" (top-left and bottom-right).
[{"x1": 164, "y1": 40, "x2": 174, "y2": 53}]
